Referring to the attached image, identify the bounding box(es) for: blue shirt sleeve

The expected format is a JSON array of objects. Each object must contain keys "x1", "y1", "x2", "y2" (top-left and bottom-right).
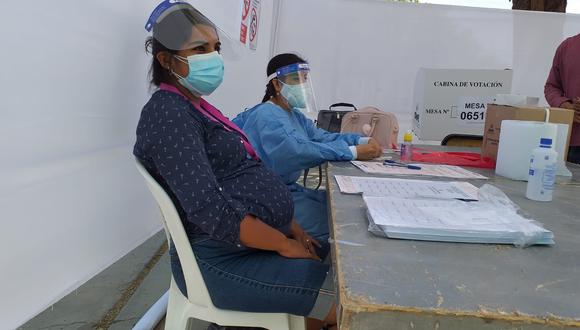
[
  {"x1": 143, "y1": 106, "x2": 248, "y2": 244},
  {"x1": 247, "y1": 105, "x2": 355, "y2": 177}
]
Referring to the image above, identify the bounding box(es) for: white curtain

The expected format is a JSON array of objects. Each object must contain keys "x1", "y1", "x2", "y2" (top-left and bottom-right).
[
  {"x1": 0, "y1": 0, "x2": 276, "y2": 327},
  {"x1": 273, "y1": 0, "x2": 580, "y2": 137},
  {"x1": 4, "y1": 0, "x2": 579, "y2": 327},
  {"x1": 0, "y1": 1, "x2": 168, "y2": 328},
  {"x1": 198, "y1": 1, "x2": 279, "y2": 118}
]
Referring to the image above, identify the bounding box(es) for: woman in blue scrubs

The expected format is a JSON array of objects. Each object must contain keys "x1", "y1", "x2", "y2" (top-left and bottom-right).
[{"x1": 233, "y1": 54, "x2": 381, "y2": 241}]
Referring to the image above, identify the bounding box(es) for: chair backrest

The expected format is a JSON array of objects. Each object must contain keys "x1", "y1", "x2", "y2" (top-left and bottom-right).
[
  {"x1": 441, "y1": 134, "x2": 483, "y2": 147},
  {"x1": 135, "y1": 159, "x2": 213, "y2": 307}
]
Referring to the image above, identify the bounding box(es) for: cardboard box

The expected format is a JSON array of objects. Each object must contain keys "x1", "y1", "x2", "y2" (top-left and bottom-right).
[
  {"x1": 413, "y1": 68, "x2": 513, "y2": 141},
  {"x1": 481, "y1": 104, "x2": 575, "y2": 160}
]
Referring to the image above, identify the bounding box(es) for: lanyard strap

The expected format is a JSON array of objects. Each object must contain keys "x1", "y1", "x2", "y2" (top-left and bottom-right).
[{"x1": 158, "y1": 83, "x2": 259, "y2": 160}]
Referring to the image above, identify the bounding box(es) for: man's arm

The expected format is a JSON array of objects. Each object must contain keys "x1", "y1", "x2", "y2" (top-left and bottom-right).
[{"x1": 544, "y1": 41, "x2": 572, "y2": 108}]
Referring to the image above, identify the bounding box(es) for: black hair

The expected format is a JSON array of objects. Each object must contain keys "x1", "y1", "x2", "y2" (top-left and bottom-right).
[
  {"x1": 145, "y1": 6, "x2": 214, "y2": 87},
  {"x1": 261, "y1": 53, "x2": 307, "y2": 103}
]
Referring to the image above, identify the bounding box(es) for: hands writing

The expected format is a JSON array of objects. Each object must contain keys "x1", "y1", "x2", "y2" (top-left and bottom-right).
[{"x1": 356, "y1": 138, "x2": 382, "y2": 160}]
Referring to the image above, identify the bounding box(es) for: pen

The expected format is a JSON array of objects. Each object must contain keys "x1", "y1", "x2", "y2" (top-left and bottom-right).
[{"x1": 383, "y1": 160, "x2": 422, "y2": 170}]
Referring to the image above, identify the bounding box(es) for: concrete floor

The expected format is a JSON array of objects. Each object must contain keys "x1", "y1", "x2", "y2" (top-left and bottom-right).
[
  {"x1": 20, "y1": 171, "x2": 325, "y2": 330},
  {"x1": 19, "y1": 231, "x2": 209, "y2": 330}
]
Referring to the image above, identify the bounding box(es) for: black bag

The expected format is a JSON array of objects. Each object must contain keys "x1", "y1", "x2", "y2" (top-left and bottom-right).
[
  {"x1": 316, "y1": 103, "x2": 357, "y2": 132},
  {"x1": 304, "y1": 103, "x2": 356, "y2": 190}
]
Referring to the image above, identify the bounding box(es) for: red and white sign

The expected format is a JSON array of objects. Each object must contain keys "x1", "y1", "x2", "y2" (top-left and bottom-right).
[
  {"x1": 248, "y1": 0, "x2": 261, "y2": 50},
  {"x1": 239, "y1": 0, "x2": 251, "y2": 44}
]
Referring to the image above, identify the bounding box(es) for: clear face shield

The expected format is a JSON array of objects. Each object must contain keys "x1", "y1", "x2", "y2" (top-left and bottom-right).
[
  {"x1": 145, "y1": 0, "x2": 246, "y2": 60},
  {"x1": 268, "y1": 63, "x2": 318, "y2": 114}
]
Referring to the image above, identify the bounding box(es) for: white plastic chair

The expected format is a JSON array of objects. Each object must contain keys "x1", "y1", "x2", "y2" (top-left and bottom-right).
[{"x1": 135, "y1": 160, "x2": 306, "y2": 330}]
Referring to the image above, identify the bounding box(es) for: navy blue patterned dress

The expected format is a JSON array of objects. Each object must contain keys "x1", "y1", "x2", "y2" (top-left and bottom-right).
[{"x1": 134, "y1": 90, "x2": 330, "y2": 316}]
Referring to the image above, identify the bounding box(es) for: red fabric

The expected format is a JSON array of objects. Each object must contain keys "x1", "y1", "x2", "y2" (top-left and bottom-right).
[
  {"x1": 544, "y1": 33, "x2": 580, "y2": 146},
  {"x1": 411, "y1": 150, "x2": 496, "y2": 169}
]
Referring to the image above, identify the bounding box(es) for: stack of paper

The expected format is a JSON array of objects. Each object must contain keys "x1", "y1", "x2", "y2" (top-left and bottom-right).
[
  {"x1": 364, "y1": 196, "x2": 554, "y2": 246},
  {"x1": 335, "y1": 175, "x2": 479, "y2": 200},
  {"x1": 351, "y1": 161, "x2": 488, "y2": 179}
]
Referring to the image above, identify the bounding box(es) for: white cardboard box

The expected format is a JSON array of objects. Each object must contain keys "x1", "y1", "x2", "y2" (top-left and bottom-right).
[{"x1": 412, "y1": 68, "x2": 513, "y2": 142}]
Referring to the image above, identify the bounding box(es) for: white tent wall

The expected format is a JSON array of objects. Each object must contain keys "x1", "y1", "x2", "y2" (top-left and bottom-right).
[
  {"x1": 0, "y1": 2, "x2": 159, "y2": 328},
  {"x1": 195, "y1": 0, "x2": 279, "y2": 118},
  {"x1": 0, "y1": 0, "x2": 275, "y2": 328},
  {"x1": 273, "y1": 0, "x2": 580, "y2": 138},
  {"x1": 2, "y1": 0, "x2": 579, "y2": 328}
]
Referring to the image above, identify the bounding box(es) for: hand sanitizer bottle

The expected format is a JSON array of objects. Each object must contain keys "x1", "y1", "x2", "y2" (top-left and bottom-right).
[
  {"x1": 401, "y1": 131, "x2": 413, "y2": 162},
  {"x1": 526, "y1": 138, "x2": 557, "y2": 202}
]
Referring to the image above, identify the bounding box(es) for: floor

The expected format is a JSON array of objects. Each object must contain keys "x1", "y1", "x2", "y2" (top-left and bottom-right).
[
  {"x1": 19, "y1": 231, "x2": 209, "y2": 330},
  {"x1": 20, "y1": 170, "x2": 325, "y2": 330}
]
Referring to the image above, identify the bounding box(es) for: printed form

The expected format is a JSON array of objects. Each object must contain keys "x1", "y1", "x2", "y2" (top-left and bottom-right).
[
  {"x1": 351, "y1": 161, "x2": 488, "y2": 180},
  {"x1": 334, "y1": 175, "x2": 479, "y2": 200}
]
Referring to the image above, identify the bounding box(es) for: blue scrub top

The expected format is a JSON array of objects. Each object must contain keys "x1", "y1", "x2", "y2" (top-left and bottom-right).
[{"x1": 233, "y1": 102, "x2": 361, "y2": 184}]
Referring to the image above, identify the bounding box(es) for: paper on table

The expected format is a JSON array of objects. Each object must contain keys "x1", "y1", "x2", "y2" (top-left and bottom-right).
[
  {"x1": 335, "y1": 175, "x2": 479, "y2": 200},
  {"x1": 351, "y1": 161, "x2": 488, "y2": 180},
  {"x1": 363, "y1": 196, "x2": 554, "y2": 246},
  {"x1": 364, "y1": 197, "x2": 455, "y2": 227}
]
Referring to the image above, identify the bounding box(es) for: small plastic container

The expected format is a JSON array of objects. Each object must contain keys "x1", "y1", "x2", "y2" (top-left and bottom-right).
[
  {"x1": 526, "y1": 138, "x2": 558, "y2": 202},
  {"x1": 400, "y1": 131, "x2": 413, "y2": 162}
]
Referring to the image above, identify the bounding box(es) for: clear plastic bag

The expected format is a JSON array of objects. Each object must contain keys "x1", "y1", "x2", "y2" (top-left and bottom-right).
[{"x1": 366, "y1": 184, "x2": 553, "y2": 247}]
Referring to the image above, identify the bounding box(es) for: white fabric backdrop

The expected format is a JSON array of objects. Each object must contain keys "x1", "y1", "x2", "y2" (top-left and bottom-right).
[
  {"x1": 273, "y1": 0, "x2": 580, "y2": 138},
  {"x1": 0, "y1": 2, "x2": 160, "y2": 328},
  {"x1": 0, "y1": 1, "x2": 274, "y2": 328},
  {"x1": 2, "y1": 0, "x2": 580, "y2": 328},
  {"x1": 196, "y1": 0, "x2": 280, "y2": 118}
]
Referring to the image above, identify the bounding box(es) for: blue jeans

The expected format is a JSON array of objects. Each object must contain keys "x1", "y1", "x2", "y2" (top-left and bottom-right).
[
  {"x1": 289, "y1": 183, "x2": 329, "y2": 242},
  {"x1": 170, "y1": 237, "x2": 331, "y2": 317}
]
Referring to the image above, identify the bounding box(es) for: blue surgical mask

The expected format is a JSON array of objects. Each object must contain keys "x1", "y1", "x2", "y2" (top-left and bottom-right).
[
  {"x1": 173, "y1": 51, "x2": 224, "y2": 96},
  {"x1": 280, "y1": 81, "x2": 307, "y2": 109}
]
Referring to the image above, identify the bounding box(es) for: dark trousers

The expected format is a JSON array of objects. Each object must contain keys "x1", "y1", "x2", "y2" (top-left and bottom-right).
[{"x1": 568, "y1": 146, "x2": 580, "y2": 164}]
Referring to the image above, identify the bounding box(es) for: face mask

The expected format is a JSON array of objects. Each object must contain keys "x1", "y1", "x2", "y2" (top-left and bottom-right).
[
  {"x1": 280, "y1": 81, "x2": 307, "y2": 109},
  {"x1": 173, "y1": 51, "x2": 224, "y2": 96}
]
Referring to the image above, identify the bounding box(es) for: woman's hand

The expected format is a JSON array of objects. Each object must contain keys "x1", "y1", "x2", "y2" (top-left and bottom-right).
[
  {"x1": 290, "y1": 221, "x2": 321, "y2": 253},
  {"x1": 356, "y1": 138, "x2": 382, "y2": 160},
  {"x1": 278, "y1": 238, "x2": 321, "y2": 261},
  {"x1": 239, "y1": 216, "x2": 321, "y2": 261}
]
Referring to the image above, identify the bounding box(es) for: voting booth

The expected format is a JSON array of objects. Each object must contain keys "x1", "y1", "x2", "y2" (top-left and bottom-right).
[{"x1": 412, "y1": 68, "x2": 513, "y2": 141}]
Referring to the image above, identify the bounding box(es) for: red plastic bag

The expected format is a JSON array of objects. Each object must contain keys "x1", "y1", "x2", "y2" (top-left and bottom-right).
[{"x1": 411, "y1": 150, "x2": 496, "y2": 169}]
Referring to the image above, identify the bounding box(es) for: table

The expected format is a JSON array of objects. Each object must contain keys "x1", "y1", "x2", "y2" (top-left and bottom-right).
[{"x1": 325, "y1": 157, "x2": 580, "y2": 329}]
